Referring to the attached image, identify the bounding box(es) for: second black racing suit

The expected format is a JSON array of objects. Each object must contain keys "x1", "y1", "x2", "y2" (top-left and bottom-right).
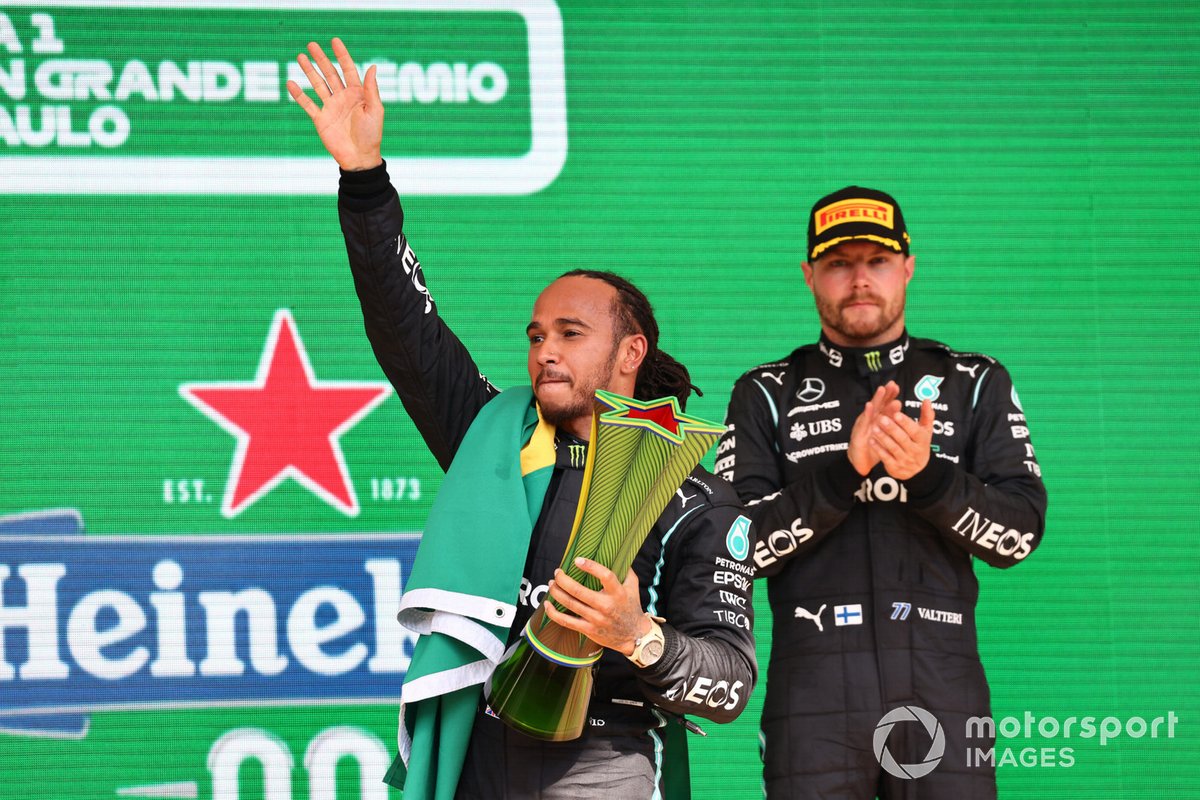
[
  {"x1": 337, "y1": 163, "x2": 757, "y2": 798},
  {"x1": 718, "y1": 332, "x2": 1046, "y2": 799}
]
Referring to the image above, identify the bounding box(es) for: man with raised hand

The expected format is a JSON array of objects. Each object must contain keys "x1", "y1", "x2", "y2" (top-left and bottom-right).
[
  {"x1": 289, "y1": 39, "x2": 755, "y2": 800},
  {"x1": 718, "y1": 186, "x2": 1047, "y2": 798}
]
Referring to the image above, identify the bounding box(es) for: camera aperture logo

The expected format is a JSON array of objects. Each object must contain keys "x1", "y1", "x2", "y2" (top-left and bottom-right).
[{"x1": 873, "y1": 705, "x2": 946, "y2": 780}]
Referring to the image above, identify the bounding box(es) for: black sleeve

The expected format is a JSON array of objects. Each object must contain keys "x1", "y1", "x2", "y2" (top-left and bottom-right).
[
  {"x1": 633, "y1": 502, "x2": 757, "y2": 724},
  {"x1": 903, "y1": 363, "x2": 1048, "y2": 567},
  {"x1": 337, "y1": 163, "x2": 499, "y2": 471},
  {"x1": 718, "y1": 375, "x2": 860, "y2": 577}
]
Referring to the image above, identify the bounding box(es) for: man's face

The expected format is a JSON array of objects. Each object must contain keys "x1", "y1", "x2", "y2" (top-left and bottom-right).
[
  {"x1": 526, "y1": 276, "x2": 625, "y2": 429},
  {"x1": 802, "y1": 241, "x2": 915, "y2": 347}
]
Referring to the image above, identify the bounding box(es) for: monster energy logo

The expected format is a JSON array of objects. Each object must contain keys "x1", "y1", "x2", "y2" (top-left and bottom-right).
[
  {"x1": 865, "y1": 351, "x2": 882, "y2": 371},
  {"x1": 568, "y1": 444, "x2": 586, "y2": 468}
]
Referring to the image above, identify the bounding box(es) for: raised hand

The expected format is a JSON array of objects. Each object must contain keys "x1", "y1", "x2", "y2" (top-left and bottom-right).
[
  {"x1": 871, "y1": 399, "x2": 935, "y2": 480},
  {"x1": 286, "y1": 37, "x2": 383, "y2": 171},
  {"x1": 848, "y1": 381, "x2": 901, "y2": 476}
]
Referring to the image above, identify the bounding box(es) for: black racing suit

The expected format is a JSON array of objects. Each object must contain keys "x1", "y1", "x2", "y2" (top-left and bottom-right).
[
  {"x1": 337, "y1": 164, "x2": 757, "y2": 798},
  {"x1": 718, "y1": 332, "x2": 1046, "y2": 799}
]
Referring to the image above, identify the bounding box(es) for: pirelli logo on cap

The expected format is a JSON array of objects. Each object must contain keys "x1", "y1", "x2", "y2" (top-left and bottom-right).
[{"x1": 814, "y1": 199, "x2": 895, "y2": 235}]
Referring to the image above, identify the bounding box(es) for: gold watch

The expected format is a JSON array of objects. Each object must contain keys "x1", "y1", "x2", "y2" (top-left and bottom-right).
[{"x1": 628, "y1": 614, "x2": 666, "y2": 668}]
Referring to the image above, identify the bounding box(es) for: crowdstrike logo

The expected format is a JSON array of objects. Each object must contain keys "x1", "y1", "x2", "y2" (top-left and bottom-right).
[{"x1": 873, "y1": 705, "x2": 946, "y2": 780}]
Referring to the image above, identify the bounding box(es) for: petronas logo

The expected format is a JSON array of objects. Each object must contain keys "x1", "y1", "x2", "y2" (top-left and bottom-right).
[
  {"x1": 914, "y1": 375, "x2": 944, "y2": 402},
  {"x1": 865, "y1": 351, "x2": 882, "y2": 371},
  {"x1": 568, "y1": 444, "x2": 586, "y2": 468}
]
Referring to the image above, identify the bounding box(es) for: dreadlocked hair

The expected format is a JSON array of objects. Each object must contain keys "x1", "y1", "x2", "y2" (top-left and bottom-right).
[{"x1": 559, "y1": 269, "x2": 702, "y2": 410}]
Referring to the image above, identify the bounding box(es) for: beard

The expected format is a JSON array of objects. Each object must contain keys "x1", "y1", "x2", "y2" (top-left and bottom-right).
[
  {"x1": 534, "y1": 347, "x2": 619, "y2": 428},
  {"x1": 814, "y1": 287, "x2": 906, "y2": 345}
]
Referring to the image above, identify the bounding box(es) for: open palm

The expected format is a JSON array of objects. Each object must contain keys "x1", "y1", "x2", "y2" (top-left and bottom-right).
[{"x1": 286, "y1": 38, "x2": 383, "y2": 172}]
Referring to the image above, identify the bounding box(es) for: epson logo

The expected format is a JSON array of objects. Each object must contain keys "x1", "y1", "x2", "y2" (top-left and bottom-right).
[
  {"x1": 0, "y1": 515, "x2": 418, "y2": 734},
  {"x1": 713, "y1": 571, "x2": 751, "y2": 591}
]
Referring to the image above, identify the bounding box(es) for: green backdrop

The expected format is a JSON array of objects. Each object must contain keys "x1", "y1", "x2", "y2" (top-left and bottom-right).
[{"x1": 1, "y1": 1, "x2": 1197, "y2": 797}]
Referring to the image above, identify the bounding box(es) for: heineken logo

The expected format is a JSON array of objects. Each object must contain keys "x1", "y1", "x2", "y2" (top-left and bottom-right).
[
  {"x1": 0, "y1": 510, "x2": 419, "y2": 738},
  {"x1": 0, "y1": 0, "x2": 567, "y2": 194}
]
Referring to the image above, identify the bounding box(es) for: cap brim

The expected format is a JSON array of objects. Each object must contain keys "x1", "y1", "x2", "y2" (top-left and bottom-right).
[{"x1": 809, "y1": 233, "x2": 906, "y2": 261}]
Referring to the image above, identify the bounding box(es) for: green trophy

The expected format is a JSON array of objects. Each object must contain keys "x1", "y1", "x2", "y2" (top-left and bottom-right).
[{"x1": 484, "y1": 389, "x2": 726, "y2": 740}]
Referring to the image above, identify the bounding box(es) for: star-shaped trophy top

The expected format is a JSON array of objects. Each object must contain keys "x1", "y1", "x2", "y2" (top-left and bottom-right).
[{"x1": 593, "y1": 389, "x2": 725, "y2": 444}]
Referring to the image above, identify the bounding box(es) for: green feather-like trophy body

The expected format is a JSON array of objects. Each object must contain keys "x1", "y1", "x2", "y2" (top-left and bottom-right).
[{"x1": 485, "y1": 390, "x2": 725, "y2": 740}]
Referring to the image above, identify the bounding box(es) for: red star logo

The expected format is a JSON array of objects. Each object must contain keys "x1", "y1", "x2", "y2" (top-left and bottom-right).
[
  {"x1": 593, "y1": 390, "x2": 726, "y2": 444},
  {"x1": 623, "y1": 400, "x2": 681, "y2": 435},
  {"x1": 180, "y1": 310, "x2": 391, "y2": 518}
]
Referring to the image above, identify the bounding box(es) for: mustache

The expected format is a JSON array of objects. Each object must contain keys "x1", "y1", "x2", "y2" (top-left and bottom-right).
[
  {"x1": 536, "y1": 368, "x2": 572, "y2": 385},
  {"x1": 841, "y1": 293, "x2": 883, "y2": 308}
]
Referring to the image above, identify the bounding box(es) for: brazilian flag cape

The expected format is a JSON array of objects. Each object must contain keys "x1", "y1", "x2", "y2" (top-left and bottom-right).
[
  {"x1": 383, "y1": 387, "x2": 555, "y2": 798},
  {"x1": 383, "y1": 386, "x2": 691, "y2": 799}
]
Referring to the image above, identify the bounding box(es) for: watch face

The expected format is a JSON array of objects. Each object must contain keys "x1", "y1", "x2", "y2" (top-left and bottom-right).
[{"x1": 642, "y1": 639, "x2": 664, "y2": 664}]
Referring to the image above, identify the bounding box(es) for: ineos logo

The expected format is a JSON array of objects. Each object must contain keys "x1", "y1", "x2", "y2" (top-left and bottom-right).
[
  {"x1": 796, "y1": 378, "x2": 825, "y2": 403},
  {"x1": 752, "y1": 517, "x2": 813, "y2": 569}
]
